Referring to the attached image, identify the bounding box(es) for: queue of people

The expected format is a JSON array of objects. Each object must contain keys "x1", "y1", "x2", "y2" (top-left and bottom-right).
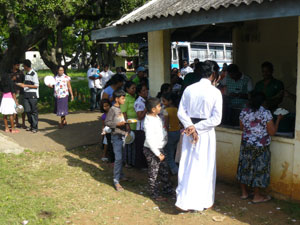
[
  {"x1": 99, "y1": 59, "x2": 286, "y2": 210},
  {"x1": 0, "y1": 58, "x2": 287, "y2": 211}
]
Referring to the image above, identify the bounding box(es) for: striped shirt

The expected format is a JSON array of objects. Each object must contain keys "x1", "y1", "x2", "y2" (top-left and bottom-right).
[{"x1": 24, "y1": 69, "x2": 39, "y2": 98}]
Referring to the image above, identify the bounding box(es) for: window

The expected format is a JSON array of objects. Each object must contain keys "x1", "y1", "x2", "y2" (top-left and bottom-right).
[{"x1": 172, "y1": 48, "x2": 177, "y2": 60}]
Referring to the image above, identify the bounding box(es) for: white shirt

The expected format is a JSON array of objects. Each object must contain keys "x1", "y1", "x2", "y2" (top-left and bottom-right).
[
  {"x1": 178, "y1": 78, "x2": 223, "y2": 133},
  {"x1": 144, "y1": 114, "x2": 167, "y2": 157},
  {"x1": 87, "y1": 68, "x2": 101, "y2": 89},
  {"x1": 180, "y1": 66, "x2": 193, "y2": 79},
  {"x1": 100, "y1": 70, "x2": 114, "y2": 88},
  {"x1": 134, "y1": 96, "x2": 146, "y2": 130}
]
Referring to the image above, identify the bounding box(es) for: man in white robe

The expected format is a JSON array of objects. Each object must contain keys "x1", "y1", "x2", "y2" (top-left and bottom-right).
[{"x1": 176, "y1": 60, "x2": 223, "y2": 211}]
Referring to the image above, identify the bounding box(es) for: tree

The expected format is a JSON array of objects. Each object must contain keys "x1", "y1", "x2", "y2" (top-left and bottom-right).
[
  {"x1": 0, "y1": 0, "x2": 100, "y2": 74},
  {"x1": 0, "y1": 0, "x2": 147, "y2": 75}
]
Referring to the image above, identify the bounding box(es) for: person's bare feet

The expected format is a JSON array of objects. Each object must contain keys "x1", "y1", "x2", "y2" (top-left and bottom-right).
[{"x1": 11, "y1": 129, "x2": 20, "y2": 134}]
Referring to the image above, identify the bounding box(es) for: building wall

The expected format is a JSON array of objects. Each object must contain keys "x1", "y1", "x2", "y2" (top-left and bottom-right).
[
  {"x1": 25, "y1": 51, "x2": 49, "y2": 70},
  {"x1": 216, "y1": 127, "x2": 297, "y2": 200},
  {"x1": 219, "y1": 16, "x2": 300, "y2": 200},
  {"x1": 234, "y1": 17, "x2": 298, "y2": 112}
]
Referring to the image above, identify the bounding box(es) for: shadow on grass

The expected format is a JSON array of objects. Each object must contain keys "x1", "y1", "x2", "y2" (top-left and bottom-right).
[{"x1": 64, "y1": 147, "x2": 180, "y2": 215}]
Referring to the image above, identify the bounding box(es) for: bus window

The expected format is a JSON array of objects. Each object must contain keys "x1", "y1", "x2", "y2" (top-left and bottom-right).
[{"x1": 172, "y1": 48, "x2": 177, "y2": 61}]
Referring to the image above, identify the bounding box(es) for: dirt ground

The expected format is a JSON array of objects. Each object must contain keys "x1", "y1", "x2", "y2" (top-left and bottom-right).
[
  {"x1": 0, "y1": 111, "x2": 102, "y2": 152},
  {"x1": 0, "y1": 111, "x2": 299, "y2": 224}
]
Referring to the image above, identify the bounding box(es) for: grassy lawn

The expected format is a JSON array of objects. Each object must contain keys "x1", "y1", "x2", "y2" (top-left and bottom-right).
[
  {"x1": 36, "y1": 69, "x2": 135, "y2": 113},
  {"x1": 1, "y1": 146, "x2": 300, "y2": 225}
]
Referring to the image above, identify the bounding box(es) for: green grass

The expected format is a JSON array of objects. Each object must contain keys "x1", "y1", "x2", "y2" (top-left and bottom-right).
[
  {"x1": 36, "y1": 69, "x2": 135, "y2": 113},
  {"x1": 38, "y1": 79, "x2": 90, "y2": 113},
  {"x1": 37, "y1": 69, "x2": 87, "y2": 78},
  {"x1": 1, "y1": 146, "x2": 300, "y2": 224}
]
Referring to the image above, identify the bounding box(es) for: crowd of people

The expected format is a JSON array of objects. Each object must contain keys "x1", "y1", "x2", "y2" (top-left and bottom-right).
[
  {"x1": 93, "y1": 58, "x2": 286, "y2": 210},
  {"x1": 0, "y1": 57, "x2": 287, "y2": 211}
]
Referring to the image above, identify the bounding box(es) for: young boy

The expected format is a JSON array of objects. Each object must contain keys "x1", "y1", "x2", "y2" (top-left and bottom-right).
[
  {"x1": 105, "y1": 89, "x2": 128, "y2": 191},
  {"x1": 143, "y1": 97, "x2": 173, "y2": 201}
]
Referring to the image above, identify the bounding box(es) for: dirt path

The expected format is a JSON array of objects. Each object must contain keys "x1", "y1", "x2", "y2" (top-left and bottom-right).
[{"x1": 0, "y1": 111, "x2": 102, "y2": 152}]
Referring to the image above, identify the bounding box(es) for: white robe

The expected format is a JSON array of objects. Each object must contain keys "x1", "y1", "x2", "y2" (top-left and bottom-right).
[{"x1": 176, "y1": 78, "x2": 223, "y2": 211}]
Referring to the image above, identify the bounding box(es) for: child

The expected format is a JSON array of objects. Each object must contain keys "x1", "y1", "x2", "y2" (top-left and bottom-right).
[
  {"x1": 105, "y1": 89, "x2": 128, "y2": 191},
  {"x1": 143, "y1": 97, "x2": 173, "y2": 201},
  {"x1": 0, "y1": 75, "x2": 19, "y2": 133},
  {"x1": 161, "y1": 92, "x2": 180, "y2": 175},
  {"x1": 100, "y1": 99, "x2": 112, "y2": 162}
]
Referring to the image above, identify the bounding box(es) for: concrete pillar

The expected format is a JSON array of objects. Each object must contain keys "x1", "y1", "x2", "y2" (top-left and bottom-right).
[
  {"x1": 292, "y1": 17, "x2": 300, "y2": 200},
  {"x1": 148, "y1": 30, "x2": 171, "y2": 97}
]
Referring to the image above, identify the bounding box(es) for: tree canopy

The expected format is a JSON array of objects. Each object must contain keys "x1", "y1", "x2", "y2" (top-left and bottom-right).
[{"x1": 0, "y1": 0, "x2": 146, "y2": 74}]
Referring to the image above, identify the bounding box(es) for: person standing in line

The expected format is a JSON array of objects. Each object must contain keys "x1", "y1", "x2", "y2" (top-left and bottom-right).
[
  {"x1": 121, "y1": 81, "x2": 137, "y2": 167},
  {"x1": 48, "y1": 66, "x2": 74, "y2": 128},
  {"x1": 105, "y1": 89, "x2": 129, "y2": 192},
  {"x1": 87, "y1": 63, "x2": 102, "y2": 111},
  {"x1": 180, "y1": 60, "x2": 193, "y2": 80},
  {"x1": 161, "y1": 92, "x2": 181, "y2": 175},
  {"x1": 134, "y1": 84, "x2": 149, "y2": 168},
  {"x1": 100, "y1": 64, "x2": 114, "y2": 88},
  {"x1": 10, "y1": 62, "x2": 26, "y2": 129},
  {"x1": 17, "y1": 60, "x2": 39, "y2": 133},
  {"x1": 176, "y1": 60, "x2": 222, "y2": 211},
  {"x1": 237, "y1": 92, "x2": 283, "y2": 203},
  {"x1": 143, "y1": 97, "x2": 173, "y2": 201}
]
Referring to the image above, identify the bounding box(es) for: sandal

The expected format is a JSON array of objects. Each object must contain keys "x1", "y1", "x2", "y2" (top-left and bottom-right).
[
  {"x1": 240, "y1": 195, "x2": 249, "y2": 200},
  {"x1": 252, "y1": 195, "x2": 272, "y2": 204},
  {"x1": 4, "y1": 129, "x2": 10, "y2": 133},
  {"x1": 114, "y1": 183, "x2": 124, "y2": 192},
  {"x1": 153, "y1": 196, "x2": 167, "y2": 202}
]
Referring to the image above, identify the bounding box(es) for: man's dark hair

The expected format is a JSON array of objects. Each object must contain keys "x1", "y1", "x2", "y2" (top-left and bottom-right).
[
  {"x1": 261, "y1": 61, "x2": 274, "y2": 72},
  {"x1": 146, "y1": 97, "x2": 160, "y2": 113},
  {"x1": 93, "y1": 63, "x2": 99, "y2": 68},
  {"x1": 13, "y1": 61, "x2": 21, "y2": 66},
  {"x1": 201, "y1": 60, "x2": 220, "y2": 79},
  {"x1": 23, "y1": 59, "x2": 31, "y2": 68},
  {"x1": 249, "y1": 92, "x2": 266, "y2": 112},
  {"x1": 104, "y1": 64, "x2": 109, "y2": 68},
  {"x1": 227, "y1": 64, "x2": 240, "y2": 74},
  {"x1": 113, "y1": 89, "x2": 126, "y2": 100},
  {"x1": 104, "y1": 74, "x2": 124, "y2": 88}
]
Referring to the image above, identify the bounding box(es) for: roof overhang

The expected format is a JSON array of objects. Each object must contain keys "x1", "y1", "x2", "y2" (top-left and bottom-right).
[{"x1": 91, "y1": 0, "x2": 300, "y2": 41}]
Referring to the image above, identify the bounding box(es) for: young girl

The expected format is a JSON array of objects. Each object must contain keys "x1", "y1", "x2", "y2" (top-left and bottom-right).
[
  {"x1": 143, "y1": 97, "x2": 173, "y2": 201},
  {"x1": 100, "y1": 99, "x2": 113, "y2": 162},
  {"x1": 0, "y1": 75, "x2": 19, "y2": 133},
  {"x1": 161, "y1": 92, "x2": 180, "y2": 175},
  {"x1": 134, "y1": 84, "x2": 149, "y2": 168}
]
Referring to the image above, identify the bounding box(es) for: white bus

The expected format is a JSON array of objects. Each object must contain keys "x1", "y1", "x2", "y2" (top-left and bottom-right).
[{"x1": 139, "y1": 42, "x2": 233, "y2": 70}]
